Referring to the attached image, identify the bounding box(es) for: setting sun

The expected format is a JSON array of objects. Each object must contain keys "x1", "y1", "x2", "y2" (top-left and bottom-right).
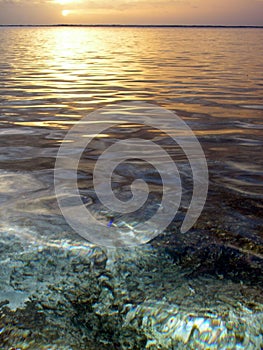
[{"x1": 62, "y1": 10, "x2": 71, "y2": 17}]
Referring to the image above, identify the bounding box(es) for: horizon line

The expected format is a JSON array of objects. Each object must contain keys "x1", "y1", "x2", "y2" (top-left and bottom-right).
[{"x1": 0, "y1": 24, "x2": 263, "y2": 28}]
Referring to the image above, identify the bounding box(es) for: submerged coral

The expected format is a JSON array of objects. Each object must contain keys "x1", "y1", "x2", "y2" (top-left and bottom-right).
[
  {"x1": 0, "y1": 234, "x2": 262, "y2": 349},
  {"x1": 126, "y1": 301, "x2": 263, "y2": 349}
]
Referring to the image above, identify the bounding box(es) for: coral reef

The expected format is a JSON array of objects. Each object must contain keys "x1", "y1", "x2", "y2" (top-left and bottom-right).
[{"x1": 0, "y1": 233, "x2": 262, "y2": 349}]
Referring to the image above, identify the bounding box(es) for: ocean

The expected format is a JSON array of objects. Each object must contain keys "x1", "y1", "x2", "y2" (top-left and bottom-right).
[{"x1": 0, "y1": 27, "x2": 262, "y2": 349}]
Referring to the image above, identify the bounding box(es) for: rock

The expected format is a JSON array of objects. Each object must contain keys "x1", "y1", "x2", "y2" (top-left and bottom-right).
[{"x1": 0, "y1": 238, "x2": 262, "y2": 349}]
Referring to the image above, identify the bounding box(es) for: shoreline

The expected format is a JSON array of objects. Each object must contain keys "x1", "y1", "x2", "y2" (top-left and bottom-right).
[{"x1": 1, "y1": 24, "x2": 263, "y2": 28}]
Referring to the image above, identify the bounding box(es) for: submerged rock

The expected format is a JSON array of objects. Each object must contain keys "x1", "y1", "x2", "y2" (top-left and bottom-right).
[{"x1": 0, "y1": 235, "x2": 262, "y2": 349}]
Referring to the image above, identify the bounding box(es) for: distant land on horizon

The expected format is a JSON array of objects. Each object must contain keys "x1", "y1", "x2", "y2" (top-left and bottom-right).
[{"x1": 0, "y1": 24, "x2": 263, "y2": 28}]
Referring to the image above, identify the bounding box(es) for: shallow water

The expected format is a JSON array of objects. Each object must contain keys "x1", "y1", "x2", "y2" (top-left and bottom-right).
[
  {"x1": 0, "y1": 27, "x2": 263, "y2": 349},
  {"x1": 0, "y1": 27, "x2": 262, "y2": 245}
]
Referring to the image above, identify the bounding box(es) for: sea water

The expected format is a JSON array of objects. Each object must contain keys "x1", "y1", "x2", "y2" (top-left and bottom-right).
[{"x1": 0, "y1": 27, "x2": 262, "y2": 349}]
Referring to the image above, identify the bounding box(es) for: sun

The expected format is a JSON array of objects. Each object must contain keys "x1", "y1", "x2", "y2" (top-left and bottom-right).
[{"x1": 62, "y1": 9, "x2": 71, "y2": 16}]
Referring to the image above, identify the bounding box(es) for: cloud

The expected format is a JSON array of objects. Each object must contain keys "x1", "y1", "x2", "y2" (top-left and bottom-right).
[
  {"x1": 69, "y1": 0, "x2": 188, "y2": 13},
  {"x1": 0, "y1": 0, "x2": 48, "y2": 3},
  {"x1": 0, "y1": 0, "x2": 186, "y2": 8},
  {"x1": 0, "y1": 0, "x2": 262, "y2": 24}
]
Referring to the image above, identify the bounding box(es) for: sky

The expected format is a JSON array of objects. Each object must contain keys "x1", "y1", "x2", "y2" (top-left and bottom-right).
[{"x1": 0, "y1": 0, "x2": 263, "y2": 25}]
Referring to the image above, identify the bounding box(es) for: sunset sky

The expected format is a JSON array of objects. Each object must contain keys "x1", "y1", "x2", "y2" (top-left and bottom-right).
[{"x1": 0, "y1": 0, "x2": 263, "y2": 25}]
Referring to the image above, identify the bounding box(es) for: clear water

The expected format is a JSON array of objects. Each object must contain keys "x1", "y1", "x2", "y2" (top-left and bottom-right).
[
  {"x1": 0, "y1": 27, "x2": 262, "y2": 247},
  {"x1": 0, "y1": 27, "x2": 263, "y2": 348}
]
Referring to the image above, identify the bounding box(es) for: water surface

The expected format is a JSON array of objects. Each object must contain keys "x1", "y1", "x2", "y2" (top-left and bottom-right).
[
  {"x1": 1, "y1": 26, "x2": 263, "y2": 350},
  {"x1": 0, "y1": 26, "x2": 262, "y2": 270}
]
